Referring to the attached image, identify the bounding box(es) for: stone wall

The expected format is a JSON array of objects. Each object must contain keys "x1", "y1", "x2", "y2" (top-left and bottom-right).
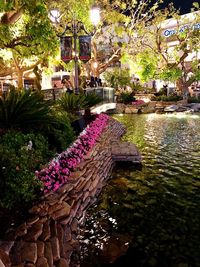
[{"x1": 0, "y1": 118, "x2": 126, "y2": 267}]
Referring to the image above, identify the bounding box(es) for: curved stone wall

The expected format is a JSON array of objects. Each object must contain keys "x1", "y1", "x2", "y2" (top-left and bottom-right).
[{"x1": 0, "y1": 118, "x2": 126, "y2": 267}]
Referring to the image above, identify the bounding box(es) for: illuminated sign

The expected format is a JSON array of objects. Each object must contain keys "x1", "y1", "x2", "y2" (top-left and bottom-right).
[{"x1": 163, "y1": 22, "x2": 200, "y2": 37}]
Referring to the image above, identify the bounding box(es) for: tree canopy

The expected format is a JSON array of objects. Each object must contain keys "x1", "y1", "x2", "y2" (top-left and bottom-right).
[{"x1": 128, "y1": 3, "x2": 200, "y2": 93}]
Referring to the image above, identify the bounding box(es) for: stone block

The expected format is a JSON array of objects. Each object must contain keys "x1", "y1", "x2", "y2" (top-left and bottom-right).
[
  {"x1": 56, "y1": 258, "x2": 69, "y2": 267},
  {"x1": 15, "y1": 223, "x2": 27, "y2": 238},
  {"x1": 50, "y1": 237, "x2": 60, "y2": 262},
  {"x1": 24, "y1": 221, "x2": 43, "y2": 242},
  {"x1": 0, "y1": 241, "x2": 14, "y2": 254},
  {"x1": 39, "y1": 220, "x2": 50, "y2": 241},
  {"x1": 70, "y1": 219, "x2": 78, "y2": 234},
  {"x1": 0, "y1": 249, "x2": 11, "y2": 266},
  {"x1": 51, "y1": 202, "x2": 71, "y2": 220},
  {"x1": 0, "y1": 259, "x2": 5, "y2": 267},
  {"x1": 37, "y1": 241, "x2": 44, "y2": 258},
  {"x1": 36, "y1": 257, "x2": 48, "y2": 267},
  {"x1": 10, "y1": 241, "x2": 23, "y2": 265},
  {"x1": 50, "y1": 220, "x2": 57, "y2": 237},
  {"x1": 27, "y1": 216, "x2": 40, "y2": 226},
  {"x1": 44, "y1": 242, "x2": 53, "y2": 267},
  {"x1": 21, "y1": 242, "x2": 37, "y2": 264},
  {"x1": 48, "y1": 204, "x2": 63, "y2": 215},
  {"x1": 59, "y1": 216, "x2": 71, "y2": 225}
]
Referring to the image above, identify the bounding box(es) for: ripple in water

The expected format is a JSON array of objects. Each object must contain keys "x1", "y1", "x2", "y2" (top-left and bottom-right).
[{"x1": 80, "y1": 114, "x2": 200, "y2": 267}]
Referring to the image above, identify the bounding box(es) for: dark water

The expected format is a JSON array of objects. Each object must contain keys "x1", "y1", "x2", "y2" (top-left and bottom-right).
[{"x1": 80, "y1": 114, "x2": 200, "y2": 267}]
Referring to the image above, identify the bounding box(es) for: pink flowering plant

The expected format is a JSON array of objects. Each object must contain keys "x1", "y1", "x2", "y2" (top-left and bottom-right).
[
  {"x1": 132, "y1": 99, "x2": 145, "y2": 105},
  {"x1": 36, "y1": 114, "x2": 109, "y2": 194}
]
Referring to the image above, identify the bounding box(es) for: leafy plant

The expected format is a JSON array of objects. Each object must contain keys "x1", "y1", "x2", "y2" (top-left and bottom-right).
[
  {"x1": 0, "y1": 88, "x2": 55, "y2": 130},
  {"x1": 104, "y1": 68, "x2": 132, "y2": 89},
  {"x1": 56, "y1": 93, "x2": 86, "y2": 121},
  {"x1": 82, "y1": 93, "x2": 102, "y2": 109},
  {"x1": 119, "y1": 92, "x2": 135, "y2": 104},
  {"x1": 188, "y1": 96, "x2": 200, "y2": 103},
  {"x1": 57, "y1": 92, "x2": 102, "y2": 121},
  {"x1": 0, "y1": 131, "x2": 51, "y2": 210},
  {"x1": 151, "y1": 95, "x2": 183, "y2": 102}
]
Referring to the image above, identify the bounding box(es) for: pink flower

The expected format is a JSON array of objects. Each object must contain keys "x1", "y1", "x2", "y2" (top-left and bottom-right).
[{"x1": 37, "y1": 114, "x2": 109, "y2": 193}]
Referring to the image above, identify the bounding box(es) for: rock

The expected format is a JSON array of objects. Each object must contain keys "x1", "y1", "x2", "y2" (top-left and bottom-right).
[
  {"x1": 10, "y1": 241, "x2": 23, "y2": 265},
  {"x1": 164, "y1": 105, "x2": 178, "y2": 112},
  {"x1": 27, "y1": 216, "x2": 40, "y2": 226},
  {"x1": 24, "y1": 221, "x2": 43, "y2": 242},
  {"x1": 39, "y1": 221, "x2": 50, "y2": 241},
  {"x1": 51, "y1": 202, "x2": 71, "y2": 220},
  {"x1": 37, "y1": 241, "x2": 45, "y2": 258},
  {"x1": 99, "y1": 235, "x2": 130, "y2": 264},
  {"x1": 36, "y1": 257, "x2": 48, "y2": 267},
  {"x1": 21, "y1": 242, "x2": 37, "y2": 264},
  {"x1": 0, "y1": 259, "x2": 5, "y2": 267},
  {"x1": 0, "y1": 241, "x2": 14, "y2": 254},
  {"x1": 70, "y1": 219, "x2": 78, "y2": 234},
  {"x1": 0, "y1": 249, "x2": 11, "y2": 266},
  {"x1": 44, "y1": 242, "x2": 53, "y2": 267},
  {"x1": 56, "y1": 258, "x2": 69, "y2": 267},
  {"x1": 15, "y1": 223, "x2": 27, "y2": 238},
  {"x1": 50, "y1": 237, "x2": 60, "y2": 261},
  {"x1": 48, "y1": 203, "x2": 63, "y2": 215}
]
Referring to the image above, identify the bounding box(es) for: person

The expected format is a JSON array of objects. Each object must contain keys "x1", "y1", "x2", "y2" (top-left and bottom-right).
[
  {"x1": 89, "y1": 76, "x2": 96, "y2": 87},
  {"x1": 98, "y1": 78, "x2": 102, "y2": 87},
  {"x1": 62, "y1": 77, "x2": 73, "y2": 94}
]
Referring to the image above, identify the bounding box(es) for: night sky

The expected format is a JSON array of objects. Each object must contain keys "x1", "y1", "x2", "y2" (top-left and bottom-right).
[{"x1": 162, "y1": 0, "x2": 194, "y2": 14}]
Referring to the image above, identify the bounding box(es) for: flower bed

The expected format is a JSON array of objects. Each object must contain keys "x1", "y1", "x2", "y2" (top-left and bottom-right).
[
  {"x1": 36, "y1": 114, "x2": 109, "y2": 194},
  {"x1": 132, "y1": 99, "x2": 146, "y2": 105}
]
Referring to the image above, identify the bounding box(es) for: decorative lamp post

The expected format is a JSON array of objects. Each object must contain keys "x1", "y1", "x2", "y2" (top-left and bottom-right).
[{"x1": 51, "y1": 7, "x2": 100, "y2": 94}]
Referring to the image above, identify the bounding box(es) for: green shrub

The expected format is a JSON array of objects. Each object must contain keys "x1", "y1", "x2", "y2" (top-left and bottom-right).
[
  {"x1": 42, "y1": 112, "x2": 75, "y2": 153},
  {"x1": 118, "y1": 92, "x2": 135, "y2": 104},
  {"x1": 151, "y1": 95, "x2": 183, "y2": 102},
  {"x1": 0, "y1": 88, "x2": 54, "y2": 130},
  {"x1": 188, "y1": 96, "x2": 200, "y2": 103},
  {"x1": 0, "y1": 131, "x2": 51, "y2": 210}
]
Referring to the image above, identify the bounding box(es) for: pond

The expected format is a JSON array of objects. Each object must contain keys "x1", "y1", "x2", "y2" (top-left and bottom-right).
[{"x1": 80, "y1": 113, "x2": 200, "y2": 267}]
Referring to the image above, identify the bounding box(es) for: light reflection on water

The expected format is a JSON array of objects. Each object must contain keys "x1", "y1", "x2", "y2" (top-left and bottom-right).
[{"x1": 80, "y1": 114, "x2": 200, "y2": 267}]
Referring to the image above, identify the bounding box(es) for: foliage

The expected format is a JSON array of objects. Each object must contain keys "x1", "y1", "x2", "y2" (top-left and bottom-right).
[
  {"x1": 104, "y1": 68, "x2": 132, "y2": 89},
  {"x1": 118, "y1": 92, "x2": 135, "y2": 104},
  {"x1": 0, "y1": 131, "x2": 51, "y2": 210},
  {"x1": 41, "y1": 111, "x2": 75, "y2": 153},
  {"x1": 0, "y1": 88, "x2": 75, "y2": 152},
  {"x1": 57, "y1": 92, "x2": 102, "y2": 121},
  {"x1": 0, "y1": 0, "x2": 58, "y2": 85},
  {"x1": 158, "y1": 67, "x2": 182, "y2": 82},
  {"x1": 37, "y1": 114, "x2": 109, "y2": 193},
  {"x1": 0, "y1": 88, "x2": 55, "y2": 130},
  {"x1": 188, "y1": 96, "x2": 200, "y2": 103},
  {"x1": 130, "y1": 5, "x2": 200, "y2": 93},
  {"x1": 133, "y1": 50, "x2": 158, "y2": 82},
  {"x1": 151, "y1": 95, "x2": 183, "y2": 102},
  {"x1": 83, "y1": 93, "x2": 102, "y2": 109}
]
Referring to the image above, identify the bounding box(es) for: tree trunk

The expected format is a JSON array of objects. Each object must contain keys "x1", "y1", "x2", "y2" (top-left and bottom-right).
[
  {"x1": 176, "y1": 77, "x2": 195, "y2": 98},
  {"x1": 17, "y1": 70, "x2": 24, "y2": 90}
]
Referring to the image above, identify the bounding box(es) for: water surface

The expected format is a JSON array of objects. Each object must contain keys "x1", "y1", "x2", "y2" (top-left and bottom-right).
[{"x1": 80, "y1": 113, "x2": 200, "y2": 267}]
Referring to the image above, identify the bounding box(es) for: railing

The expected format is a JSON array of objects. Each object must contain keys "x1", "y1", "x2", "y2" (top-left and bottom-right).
[
  {"x1": 42, "y1": 87, "x2": 116, "y2": 103},
  {"x1": 85, "y1": 87, "x2": 115, "y2": 103},
  {"x1": 42, "y1": 88, "x2": 64, "y2": 100}
]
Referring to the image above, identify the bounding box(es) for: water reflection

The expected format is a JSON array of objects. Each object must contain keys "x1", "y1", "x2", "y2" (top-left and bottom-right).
[{"x1": 80, "y1": 114, "x2": 200, "y2": 267}]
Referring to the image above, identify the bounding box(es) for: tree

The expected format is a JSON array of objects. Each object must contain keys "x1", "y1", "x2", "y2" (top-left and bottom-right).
[
  {"x1": 129, "y1": 3, "x2": 200, "y2": 95},
  {"x1": 46, "y1": 0, "x2": 163, "y2": 78},
  {"x1": 85, "y1": 0, "x2": 163, "y2": 77},
  {"x1": 0, "y1": 0, "x2": 58, "y2": 89}
]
